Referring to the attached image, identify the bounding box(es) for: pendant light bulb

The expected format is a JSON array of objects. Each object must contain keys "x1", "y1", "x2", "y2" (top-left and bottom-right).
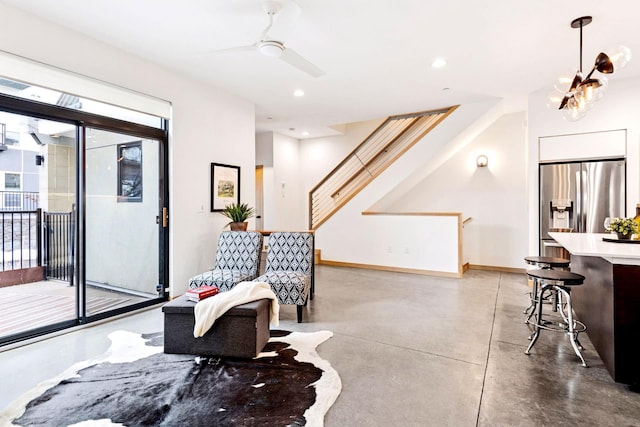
[
  {"x1": 554, "y1": 68, "x2": 580, "y2": 93},
  {"x1": 561, "y1": 97, "x2": 587, "y2": 121},
  {"x1": 546, "y1": 90, "x2": 565, "y2": 109},
  {"x1": 578, "y1": 75, "x2": 607, "y2": 103},
  {"x1": 594, "y1": 75, "x2": 608, "y2": 100},
  {"x1": 574, "y1": 86, "x2": 595, "y2": 110},
  {"x1": 606, "y1": 45, "x2": 632, "y2": 71}
]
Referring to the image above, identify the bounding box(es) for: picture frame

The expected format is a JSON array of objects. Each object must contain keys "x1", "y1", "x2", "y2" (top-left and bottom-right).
[
  {"x1": 211, "y1": 162, "x2": 240, "y2": 212},
  {"x1": 117, "y1": 141, "x2": 143, "y2": 203}
]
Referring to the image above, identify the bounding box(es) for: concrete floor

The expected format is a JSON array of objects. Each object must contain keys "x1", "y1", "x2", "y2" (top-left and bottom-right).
[{"x1": 1, "y1": 266, "x2": 639, "y2": 426}]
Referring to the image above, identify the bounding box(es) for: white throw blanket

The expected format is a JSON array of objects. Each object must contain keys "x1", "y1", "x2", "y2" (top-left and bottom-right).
[{"x1": 193, "y1": 281, "x2": 280, "y2": 338}]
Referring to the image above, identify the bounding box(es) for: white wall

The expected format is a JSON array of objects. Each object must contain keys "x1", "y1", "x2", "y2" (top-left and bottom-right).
[
  {"x1": 323, "y1": 213, "x2": 462, "y2": 274},
  {"x1": 255, "y1": 132, "x2": 273, "y2": 231},
  {"x1": 313, "y1": 101, "x2": 501, "y2": 272},
  {"x1": 527, "y1": 76, "x2": 640, "y2": 255},
  {"x1": 255, "y1": 132, "x2": 273, "y2": 167},
  {"x1": 262, "y1": 167, "x2": 275, "y2": 231},
  {"x1": 299, "y1": 118, "x2": 384, "y2": 201},
  {"x1": 270, "y1": 133, "x2": 306, "y2": 230},
  {"x1": 0, "y1": 3, "x2": 256, "y2": 296},
  {"x1": 257, "y1": 119, "x2": 385, "y2": 231},
  {"x1": 391, "y1": 112, "x2": 528, "y2": 268}
]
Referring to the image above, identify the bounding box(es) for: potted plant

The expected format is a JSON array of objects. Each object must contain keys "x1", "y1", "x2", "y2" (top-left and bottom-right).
[
  {"x1": 606, "y1": 217, "x2": 638, "y2": 239},
  {"x1": 219, "y1": 202, "x2": 255, "y2": 231}
]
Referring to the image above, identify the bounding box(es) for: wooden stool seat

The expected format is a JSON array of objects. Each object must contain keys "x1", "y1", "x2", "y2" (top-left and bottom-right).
[
  {"x1": 525, "y1": 268, "x2": 584, "y2": 285},
  {"x1": 524, "y1": 256, "x2": 570, "y2": 269}
]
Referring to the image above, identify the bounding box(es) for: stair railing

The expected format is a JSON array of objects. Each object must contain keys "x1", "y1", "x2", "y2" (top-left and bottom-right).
[{"x1": 309, "y1": 106, "x2": 457, "y2": 229}]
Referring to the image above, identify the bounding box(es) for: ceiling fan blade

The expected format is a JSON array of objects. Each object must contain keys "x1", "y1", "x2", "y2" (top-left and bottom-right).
[
  {"x1": 279, "y1": 47, "x2": 325, "y2": 77},
  {"x1": 209, "y1": 44, "x2": 257, "y2": 55}
]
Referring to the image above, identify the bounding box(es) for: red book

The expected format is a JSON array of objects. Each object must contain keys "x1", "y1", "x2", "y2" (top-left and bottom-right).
[{"x1": 185, "y1": 285, "x2": 219, "y2": 302}]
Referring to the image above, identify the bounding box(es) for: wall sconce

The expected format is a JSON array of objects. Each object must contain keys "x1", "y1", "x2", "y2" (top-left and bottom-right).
[
  {"x1": 476, "y1": 155, "x2": 488, "y2": 168},
  {"x1": 35, "y1": 155, "x2": 45, "y2": 166}
]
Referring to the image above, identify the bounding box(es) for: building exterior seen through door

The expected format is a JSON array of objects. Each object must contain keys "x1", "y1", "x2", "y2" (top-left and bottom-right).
[
  {"x1": 0, "y1": 81, "x2": 168, "y2": 345},
  {"x1": 85, "y1": 127, "x2": 162, "y2": 314}
]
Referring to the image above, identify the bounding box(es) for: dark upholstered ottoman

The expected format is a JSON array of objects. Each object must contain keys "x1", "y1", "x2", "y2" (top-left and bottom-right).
[{"x1": 162, "y1": 296, "x2": 270, "y2": 358}]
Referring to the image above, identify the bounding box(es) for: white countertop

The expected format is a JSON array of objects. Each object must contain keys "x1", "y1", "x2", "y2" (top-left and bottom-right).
[{"x1": 550, "y1": 232, "x2": 640, "y2": 265}]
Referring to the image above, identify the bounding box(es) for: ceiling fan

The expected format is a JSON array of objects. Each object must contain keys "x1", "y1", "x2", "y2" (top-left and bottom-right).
[{"x1": 212, "y1": 0, "x2": 325, "y2": 78}]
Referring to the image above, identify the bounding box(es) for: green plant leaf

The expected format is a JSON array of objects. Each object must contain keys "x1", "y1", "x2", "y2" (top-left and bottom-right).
[
  {"x1": 219, "y1": 202, "x2": 255, "y2": 224},
  {"x1": 608, "y1": 217, "x2": 638, "y2": 234}
]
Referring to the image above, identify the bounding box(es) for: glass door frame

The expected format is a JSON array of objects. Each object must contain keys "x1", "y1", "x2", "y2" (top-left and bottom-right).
[{"x1": 0, "y1": 93, "x2": 169, "y2": 343}]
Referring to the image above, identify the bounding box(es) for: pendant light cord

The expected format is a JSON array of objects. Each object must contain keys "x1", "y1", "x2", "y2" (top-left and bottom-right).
[{"x1": 579, "y1": 18, "x2": 583, "y2": 72}]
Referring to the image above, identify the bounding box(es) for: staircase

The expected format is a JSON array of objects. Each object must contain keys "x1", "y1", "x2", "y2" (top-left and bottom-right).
[{"x1": 308, "y1": 106, "x2": 457, "y2": 229}]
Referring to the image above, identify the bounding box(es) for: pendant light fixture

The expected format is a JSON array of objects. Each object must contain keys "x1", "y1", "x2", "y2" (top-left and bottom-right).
[{"x1": 549, "y1": 16, "x2": 631, "y2": 121}]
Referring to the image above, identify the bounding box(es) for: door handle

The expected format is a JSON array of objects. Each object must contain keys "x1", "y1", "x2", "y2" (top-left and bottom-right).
[{"x1": 162, "y1": 207, "x2": 168, "y2": 228}]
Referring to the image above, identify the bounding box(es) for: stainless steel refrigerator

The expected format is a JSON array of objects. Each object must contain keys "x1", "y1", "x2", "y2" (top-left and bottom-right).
[{"x1": 539, "y1": 159, "x2": 626, "y2": 257}]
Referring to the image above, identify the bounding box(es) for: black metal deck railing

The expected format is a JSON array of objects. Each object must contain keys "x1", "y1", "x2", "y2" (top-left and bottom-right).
[
  {"x1": 43, "y1": 211, "x2": 75, "y2": 284},
  {"x1": 1, "y1": 207, "x2": 75, "y2": 284},
  {"x1": 0, "y1": 209, "x2": 42, "y2": 271}
]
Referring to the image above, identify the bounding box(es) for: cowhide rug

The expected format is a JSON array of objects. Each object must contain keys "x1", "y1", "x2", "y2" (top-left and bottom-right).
[{"x1": 0, "y1": 329, "x2": 341, "y2": 427}]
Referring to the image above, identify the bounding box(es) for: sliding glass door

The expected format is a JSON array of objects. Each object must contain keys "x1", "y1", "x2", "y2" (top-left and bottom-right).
[
  {"x1": 0, "y1": 84, "x2": 168, "y2": 345},
  {"x1": 0, "y1": 110, "x2": 79, "y2": 338},
  {"x1": 84, "y1": 127, "x2": 162, "y2": 315}
]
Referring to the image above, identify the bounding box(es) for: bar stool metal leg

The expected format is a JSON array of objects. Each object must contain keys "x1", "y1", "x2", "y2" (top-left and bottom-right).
[
  {"x1": 561, "y1": 287, "x2": 588, "y2": 367},
  {"x1": 555, "y1": 290, "x2": 585, "y2": 351},
  {"x1": 525, "y1": 277, "x2": 540, "y2": 322},
  {"x1": 525, "y1": 284, "x2": 549, "y2": 355}
]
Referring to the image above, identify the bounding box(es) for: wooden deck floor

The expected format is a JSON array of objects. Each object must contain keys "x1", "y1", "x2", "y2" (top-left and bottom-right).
[{"x1": 0, "y1": 280, "x2": 145, "y2": 338}]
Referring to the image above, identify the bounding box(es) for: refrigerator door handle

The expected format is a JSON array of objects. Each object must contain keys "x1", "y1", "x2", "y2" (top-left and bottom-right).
[
  {"x1": 578, "y1": 168, "x2": 591, "y2": 233},
  {"x1": 575, "y1": 169, "x2": 582, "y2": 233},
  {"x1": 582, "y1": 167, "x2": 589, "y2": 233}
]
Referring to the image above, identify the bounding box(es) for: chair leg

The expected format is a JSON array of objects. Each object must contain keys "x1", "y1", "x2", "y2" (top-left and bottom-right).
[
  {"x1": 297, "y1": 304, "x2": 303, "y2": 323},
  {"x1": 311, "y1": 276, "x2": 315, "y2": 300}
]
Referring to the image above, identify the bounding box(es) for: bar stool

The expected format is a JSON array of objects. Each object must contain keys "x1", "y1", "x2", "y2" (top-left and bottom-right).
[
  {"x1": 524, "y1": 256, "x2": 570, "y2": 270},
  {"x1": 524, "y1": 268, "x2": 588, "y2": 367},
  {"x1": 523, "y1": 256, "x2": 570, "y2": 316}
]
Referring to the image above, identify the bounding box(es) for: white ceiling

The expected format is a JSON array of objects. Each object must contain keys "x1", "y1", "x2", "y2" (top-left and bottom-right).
[{"x1": 4, "y1": 0, "x2": 640, "y2": 139}]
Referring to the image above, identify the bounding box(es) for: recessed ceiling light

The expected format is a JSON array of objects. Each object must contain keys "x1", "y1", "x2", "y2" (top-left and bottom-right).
[
  {"x1": 432, "y1": 58, "x2": 447, "y2": 68},
  {"x1": 293, "y1": 89, "x2": 305, "y2": 97},
  {"x1": 302, "y1": 131, "x2": 309, "y2": 136}
]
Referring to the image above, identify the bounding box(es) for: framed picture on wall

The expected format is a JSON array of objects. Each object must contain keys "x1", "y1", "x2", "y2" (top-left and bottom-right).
[{"x1": 211, "y1": 162, "x2": 240, "y2": 212}]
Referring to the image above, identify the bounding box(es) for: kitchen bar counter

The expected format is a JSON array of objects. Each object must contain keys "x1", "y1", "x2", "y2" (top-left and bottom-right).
[
  {"x1": 550, "y1": 232, "x2": 640, "y2": 265},
  {"x1": 550, "y1": 232, "x2": 640, "y2": 388}
]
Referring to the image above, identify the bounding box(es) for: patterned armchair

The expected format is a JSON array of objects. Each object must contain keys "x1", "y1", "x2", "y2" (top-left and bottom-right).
[
  {"x1": 254, "y1": 231, "x2": 314, "y2": 323},
  {"x1": 189, "y1": 231, "x2": 263, "y2": 292}
]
